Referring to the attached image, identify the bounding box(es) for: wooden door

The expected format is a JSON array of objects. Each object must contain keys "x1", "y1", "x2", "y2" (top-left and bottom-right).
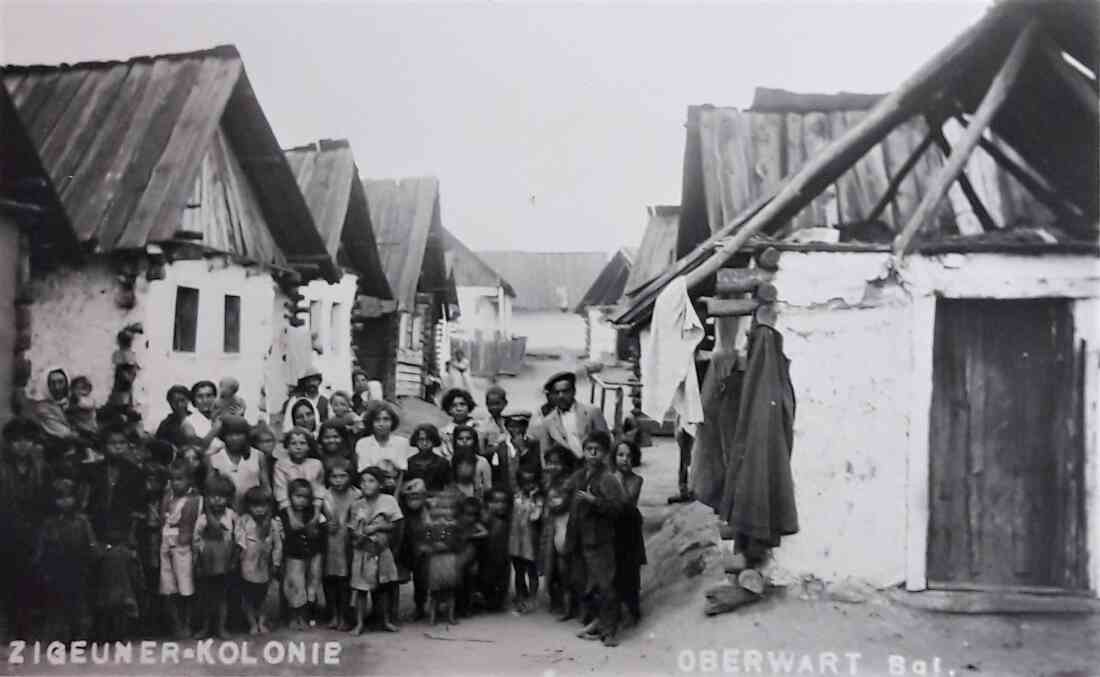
[{"x1": 928, "y1": 298, "x2": 1088, "y2": 592}]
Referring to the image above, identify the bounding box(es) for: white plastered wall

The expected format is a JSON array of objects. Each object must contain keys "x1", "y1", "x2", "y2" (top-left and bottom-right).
[{"x1": 752, "y1": 251, "x2": 1100, "y2": 594}]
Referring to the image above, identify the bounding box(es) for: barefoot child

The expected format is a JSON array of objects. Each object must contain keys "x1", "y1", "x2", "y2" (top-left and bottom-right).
[
  {"x1": 280, "y1": 479, "x2": 326, "y2": 630},
  {"x1": 235, "y1": 486, "x2": 283, "y2": 635},
  {"x1": 33, "y1": 478, "x2": 97, "y2": 641},
  {"x1": 397, "y1": 479, "x2": 430, "y2": 620},
  {"x1": 349, "y1": 466, "x2": 402, "y2": 634},
  {"x1": 137, "y1": 463, "x2": 167, "y2": 635},
  {"x1": 509, "y1": 469, "x2": 543, "y2": 613},
  {"x1": 544, "y1": 484, "x2": 578, "y2": 620},
  {"x1": 193, "y1": 473, "x2": 237, "y2": 638},
  {"x1": 160, "y1": 458, "x2": 203, "y2": 638},
  {"x1": 323, "y1": 458, "x2": 360, "y2": 630},
  {"x1": 480, "y1": 487, "x2": 512, "y2": 613},
  {"x1": 613, "y1": 439, "x2": 646, "y2": 627}
]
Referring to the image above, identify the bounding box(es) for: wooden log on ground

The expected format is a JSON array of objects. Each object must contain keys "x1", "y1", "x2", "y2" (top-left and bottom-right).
[
  {"x1": 894, "y1": 20, "x2": 1038, "y2": 255},
  {"x1": 716, "y1": 267, "x2": 774, "y2": 295},
  {"x1": 704, "y1": 583, "x2": 762, "y2": 616},
  {"x1": 754, "y1": 246, "x2": 781, "y2": 271},
  {"x1": 700, "y1": 297, "x2": 761, "y2": 317}
]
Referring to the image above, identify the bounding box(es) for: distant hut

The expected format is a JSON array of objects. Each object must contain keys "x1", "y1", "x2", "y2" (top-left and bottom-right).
[
  {"x1": 443, "y1": 227, "x2": 514, "y2": 339},
  {"x1": 362, "y1": 178, "x2": 454, "y2": 400},
  {"x1": 615, "y1": 1, "x2": 1100, "y2": 597},
  {"x1": 0, "y1": 83, "x2": 82, "y2": 425},
  {"x1": 575, "y1": 248, "x2": 634, "y2": 364},
  {"x1": 477, "y1": 251, "x2": 607, "y2": 354},
  {"x1": 280, "y1": 139, "x2": 394, "y2": 416},
  {"x1": 2, "y1": 46, "x2": 337, "y2": 426}
]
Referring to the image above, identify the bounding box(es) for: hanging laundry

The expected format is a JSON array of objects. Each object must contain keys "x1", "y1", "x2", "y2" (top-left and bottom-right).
[
  {"x1": 717, "y1": 324, "x2": 798, "y2": 549},
  {"x1": 640, "y1": 277, "x2": 704, "y2": 435},
  {"x1": 690, "y1": 351, "x2": 742, "y2": 510}
]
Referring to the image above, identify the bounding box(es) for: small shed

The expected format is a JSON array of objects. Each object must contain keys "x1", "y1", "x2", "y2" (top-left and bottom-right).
[
  {"x1": 615, "y1": 1, "x2": 1100, "y2": 598},
  {"x1": 362, "y1": 177, "x2": 453, "y2": 400},
  {"x1": 478, "y1": 250, "x2": 607, "y2": 353},
  {"x1": 3, "y1": 45, "x2": 335, "y2": 426},
  {"x1": 444, "y1": 227, "x2": 514, "y2": 339},
  {"x1": 282, "y1": 139, "x2": 394, "y2": 409},
  {"x1": 575, "y1": 247, "x2": 634, "y2": 363}
]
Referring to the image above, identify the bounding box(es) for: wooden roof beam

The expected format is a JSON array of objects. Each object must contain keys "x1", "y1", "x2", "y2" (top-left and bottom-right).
[
  {"x1": 952, "y1": 112, "x2": 1088, "y2": 226},
  {"x1": 894, "y1": 19, "x2": 1038, "y2": 256},
  {"x1": 866, "y1": 130, "x2": 935, "y2": 226},
  {"x1": 1037, "y1": 29, "x2": 1099, "y2": 119},
  {"x1": 929, "y1": 123, "x2": 999, "y2": 233}
]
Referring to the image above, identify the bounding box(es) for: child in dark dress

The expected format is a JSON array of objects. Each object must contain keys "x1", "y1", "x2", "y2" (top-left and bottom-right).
[
  {"x1": 479, "y1": 487, "x2": 512, "y2": 612},
  {"x1": 397, "y1": 479, "x2": 430, "y2": 620},
  {"x1": 137, "y1": 462, "x2": 168, "y2": 635},
  {"x1": 405, "y1": 424, "x2": 451, "y2": 493},
  {"x1": 613, "y1": 439, "x2": 646, "y2": 627},
  {"x1": 33, "y1": 478, "x2": 97, "y2": 640},
  {"x1": 508, "y1": 469, "x2": 543, "y2": 613},
  {"x1": 456, "y1": 496, "x2": 488, "y2": 618},
  {"x1": 280, "y1": 479, "x2": 326, "y2": 630}
]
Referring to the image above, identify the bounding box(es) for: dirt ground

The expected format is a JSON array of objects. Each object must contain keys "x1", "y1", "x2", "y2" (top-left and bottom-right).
[{"x1": 2, "y1": 355, "x2": 1097, "y2": 676}]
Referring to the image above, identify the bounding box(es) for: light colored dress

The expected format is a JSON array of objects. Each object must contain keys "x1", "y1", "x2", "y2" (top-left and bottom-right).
[
  {"x1": 354, "y1": 435, "x2": 409, "y2": 475},
  {"x1": 234, "y1": 514, "x2": 283, "y2": 584},
  {"x1": 508, "y1": 490, "x2": 543, "y2": 562},
  {"x1": 323, "y1": 486, "x2": 362, "y2": 578},
  {"x1": 349, "y1": 494, "x2": 402, "y2": 592}
]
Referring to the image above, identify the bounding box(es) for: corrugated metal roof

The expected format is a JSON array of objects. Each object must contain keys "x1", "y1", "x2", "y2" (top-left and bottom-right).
[
  {"x1": 0, "y1": 79, "x2": 80, "y2": 258},
  {"x1": 285, "y1": 140, "x2": 393, "y2": 299},
  {"x1": 477, "y1": 251, "x2": 607, "y2": 312},
  {"x1": 575, "y1": 248, "x2": 632, "y2": 312},
  {"x1": 624, "y1": 206, "x2": 679, "y2": 298},
  {"x1": 442, "y1": 227, "x2": 515, "y2": 297},
  {"x1": 363, "y1": 177, "x2": 448, "y2": 311},
  {"x1": 2, "y1": 45, "x2": 337, "y2": 280}
]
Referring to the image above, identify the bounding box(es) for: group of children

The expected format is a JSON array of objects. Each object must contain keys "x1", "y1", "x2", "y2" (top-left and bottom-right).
[{"x1": 0, "y1": 378, "x2": 645, "y2": 649}]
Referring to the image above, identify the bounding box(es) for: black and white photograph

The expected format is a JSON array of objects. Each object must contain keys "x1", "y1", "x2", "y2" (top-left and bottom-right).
[{"x1": 0, "y1": 0, "x2": 1097, "y2": 674}]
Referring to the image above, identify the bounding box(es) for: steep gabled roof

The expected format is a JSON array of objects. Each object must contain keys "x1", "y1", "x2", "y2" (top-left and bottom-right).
[
  {"x1": 2, "y1": 45, "x2": 337, "y2": 281},
  {"x1": 575, "y1": 248, "x2": 633, "y2": 312},
  {"x1": 624, "y1": 205, "x2": 679, "y2": 299},
  {"x1": 442, "y1": 227, "x2": 515, "y2": 297},
  {"x1": 0, "y1": 80, "x2": 80, "y2": 259},
  {"x1": 477, "y1": 251, "x2": 607, "y2": 312},
  {"x1": 363, "y1": 177, "x2": 449, "y2": 311},
  {"x1": 285, "y1": 140, "x2": 393, "y2": 298},
  {"x1": 615, "y1": 1, "x2": 1099, "y2": 328}
]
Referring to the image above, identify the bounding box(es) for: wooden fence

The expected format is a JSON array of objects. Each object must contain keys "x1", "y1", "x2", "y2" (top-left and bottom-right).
[{"x1": 452, "y1": 332, "x2": 527, "y2": 378}]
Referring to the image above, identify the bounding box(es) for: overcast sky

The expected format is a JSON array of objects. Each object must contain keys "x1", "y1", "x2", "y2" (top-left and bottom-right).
[{"x1": 2, "y1": 1, "x2": 987, "y2": 254}]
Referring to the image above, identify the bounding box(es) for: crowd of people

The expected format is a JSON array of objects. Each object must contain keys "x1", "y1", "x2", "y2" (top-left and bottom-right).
[{"x1": 0, "y1": 366, "x2": 645, "y2": 648}]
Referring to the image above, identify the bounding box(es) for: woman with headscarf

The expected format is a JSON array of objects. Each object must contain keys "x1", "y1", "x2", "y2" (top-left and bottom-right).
[
  {"x1": 288, "y1": 398, "x2": 320, "y2": 440},
  {"x1": 28, "y1": 368, "x2": 78, "y2": 456}
]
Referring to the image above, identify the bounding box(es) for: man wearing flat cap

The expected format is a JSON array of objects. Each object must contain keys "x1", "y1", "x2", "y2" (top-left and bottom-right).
[{"x1": 535, "y1": 371, "x2": 608, "y2": 461}]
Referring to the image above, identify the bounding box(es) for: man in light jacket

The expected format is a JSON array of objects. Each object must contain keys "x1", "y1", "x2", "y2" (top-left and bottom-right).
[{"x1": 535, "y1": 371, "x2": 609, "y2": 461}]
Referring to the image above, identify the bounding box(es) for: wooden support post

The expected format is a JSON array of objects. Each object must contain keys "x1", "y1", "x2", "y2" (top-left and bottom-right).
[
  {"x1": 613, "y1": 388, "x2": 624, "y2": 433},
  {"x1": 700, "y1": 297, "x2": 761, "y2": 317},
  {"x1": 1037, "y1": 30, "x2": 1099, "y2": 119},
  {"x1": 930, "y1": 127, "x2": 998, "y2": 233},
  {"x1": 716, "y1": 268, "x2": 774, "y2": 295},
  {"x1": 867, "y1": 130, "x2": 935, "y2": 225},
  {"x1": 894, "y1": 20, "x2": 1037, "y2": 255}
]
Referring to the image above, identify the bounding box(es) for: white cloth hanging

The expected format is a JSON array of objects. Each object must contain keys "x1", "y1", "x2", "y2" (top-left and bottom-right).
[{"x1": 641, "y1": 277, "x2": 705, "y2": 436}]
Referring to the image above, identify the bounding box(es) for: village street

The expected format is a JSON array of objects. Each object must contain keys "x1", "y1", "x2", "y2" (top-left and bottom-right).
[{"x1": 0, "y1": 355, "x2": 1096, "y2": 677}]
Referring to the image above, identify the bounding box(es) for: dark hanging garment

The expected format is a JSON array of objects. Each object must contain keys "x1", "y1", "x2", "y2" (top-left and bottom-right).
[
  {"x1": 717, "y1": 325, "x2": 798, "y2": 547},
  {"x1": 691, "y1": 352, "x2": 742, "y2": 510}
]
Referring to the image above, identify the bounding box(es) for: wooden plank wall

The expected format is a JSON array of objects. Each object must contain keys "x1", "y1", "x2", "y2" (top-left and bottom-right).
[{"x1": 696, "y1": 108, "x2": 1058, "y2": 236}]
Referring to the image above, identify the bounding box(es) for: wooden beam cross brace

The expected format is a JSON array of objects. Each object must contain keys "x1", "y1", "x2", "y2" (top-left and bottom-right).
[
  {"x1": 929, "y1": 125, "x2": 999, "y2": 234},
  {"x1": 894, "y1": 19, "x2": 1038, "y2": 256},
  {"x1": 867, "y1": 130, "x2": 935, "y2": 226}
]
